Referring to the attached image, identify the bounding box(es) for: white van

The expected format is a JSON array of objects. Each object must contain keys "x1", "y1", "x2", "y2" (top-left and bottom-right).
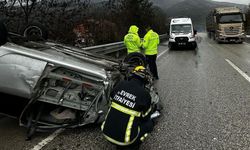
[{"x1": 168, "y1": 18, "x2": 197, "y2": 49}]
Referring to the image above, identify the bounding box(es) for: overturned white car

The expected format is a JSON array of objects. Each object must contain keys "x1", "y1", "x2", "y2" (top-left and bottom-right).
[{"x1": 0, "y1": 22, "x2": 160, "y2": 139}]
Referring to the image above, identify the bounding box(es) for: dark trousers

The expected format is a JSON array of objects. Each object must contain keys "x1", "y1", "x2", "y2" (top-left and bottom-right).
[
  {"x1": 116, "y1": 120, "x2": 154, "y2": 150},
  {"x1": 146, "y1": 54, "x2": 158, "y2": 79}
]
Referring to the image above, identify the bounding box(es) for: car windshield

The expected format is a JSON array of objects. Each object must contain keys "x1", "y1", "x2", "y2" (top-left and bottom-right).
[
  {"x1": 219, "y1": 14, "x2": 243, "y2": 23},
  {"x1": 171, "y1": 24, "x2": 192, "y2": 34}
]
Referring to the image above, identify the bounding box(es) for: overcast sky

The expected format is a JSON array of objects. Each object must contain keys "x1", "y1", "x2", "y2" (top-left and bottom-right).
[{"x1": 212, "y1": 0, "x2": 250, "y2": 5}]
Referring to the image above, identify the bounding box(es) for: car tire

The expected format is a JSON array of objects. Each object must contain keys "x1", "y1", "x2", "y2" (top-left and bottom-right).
[
  {"x1": 123, "y1": 52, "x2": 146, "y2": 67},
  {"x1": 0, "y1": 21, "x2": 8, "y2": 46},
  {"x1": 23, "y1": 22, "x2": 48, "y2": 41}
]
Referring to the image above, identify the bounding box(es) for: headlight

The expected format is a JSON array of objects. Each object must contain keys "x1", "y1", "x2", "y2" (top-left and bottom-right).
[{"x1": 219, "y1": 32, "x2": 225, "y2": 36}]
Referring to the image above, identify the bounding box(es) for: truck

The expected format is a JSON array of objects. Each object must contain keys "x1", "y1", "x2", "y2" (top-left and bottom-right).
[{"x1": 206, "y1": 7, "x2": 246, "y2": 43}]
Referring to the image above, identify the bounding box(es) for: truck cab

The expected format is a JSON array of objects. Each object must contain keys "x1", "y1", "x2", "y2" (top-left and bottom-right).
[
  {"x1": 206, "y1": 7, "x2": 246, "y2": 43},
  {"x1": 168, "y1": 18, "x2": 197, "y2": 50}
]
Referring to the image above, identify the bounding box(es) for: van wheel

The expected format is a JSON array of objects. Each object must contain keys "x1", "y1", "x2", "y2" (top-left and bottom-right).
[
  {"x1": 168, "y1": 42, "x2": 174, "y2": 50},
  {"x1": 123, "y1": 52, "x2": 146, "y2": 67},
  {"x1": 192, "y1": 42, "x2": 197, "y2": 50},
  {"x1": 0, "y1": 21, "x2": 8, "y2": 46},
  {"x1": 23, "y1": 23, "x2": 48, "y2": 41}
]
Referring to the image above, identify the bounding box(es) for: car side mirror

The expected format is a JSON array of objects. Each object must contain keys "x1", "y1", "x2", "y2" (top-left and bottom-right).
[{"x1": 0, "y1": 21, "x2": 8, "y2": 46}]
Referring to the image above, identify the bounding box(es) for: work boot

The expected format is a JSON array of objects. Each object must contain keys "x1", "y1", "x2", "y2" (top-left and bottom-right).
[
  {"x1": 150, "y1": 110, "x2": 160, "y2": 119},
  {"x1": 152, "y1": 76, "x2": 159, "y2": 80},
  {"x1": 150, "y1": 110, "x2": 161, "y2": 126}
]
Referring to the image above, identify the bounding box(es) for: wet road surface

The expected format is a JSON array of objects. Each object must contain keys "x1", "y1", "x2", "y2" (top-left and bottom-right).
[{"x1": 1, "y1": 33, "x2": 250, "y2": 150}]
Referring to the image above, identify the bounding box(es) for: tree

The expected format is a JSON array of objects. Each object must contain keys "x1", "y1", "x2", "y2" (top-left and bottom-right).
[
  {"x1": 151, "y1": 6, "x2": 168, "y2": 34},
  {"x1": 17, "y1": 0, "x2": 37, "y2": 24},
  {"x1": 107, "y1": 0, "x2": 155, "y2": 36},
  {"x1": 0, "y1": 0, "x2": 18, "y2": 15},
  {"x1": 0, "y1": 0, "x2": 7, "y2": 9}
]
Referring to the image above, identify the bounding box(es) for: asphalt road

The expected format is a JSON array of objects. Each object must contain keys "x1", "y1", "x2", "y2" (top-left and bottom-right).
[{"x1": 1, "y1": 33, "x2": 250, "y2": 150}]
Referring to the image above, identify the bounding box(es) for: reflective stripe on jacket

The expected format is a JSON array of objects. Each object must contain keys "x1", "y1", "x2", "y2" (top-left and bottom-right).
[
  {"x1": 143, "y1": 30, "x2": 159, "y2": 55},
  {"x1": 102, "y1": 102, "x2": 141, "y2": 145},
  {"x1": 124, "y1": 25, "x2": 142, "y2": 54},
  {"x1": 101, "y1": 79, "x2": 152, "y2": 146}
]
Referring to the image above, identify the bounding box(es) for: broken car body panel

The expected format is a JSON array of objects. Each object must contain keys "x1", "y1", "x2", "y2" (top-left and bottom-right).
[
  {"x1": 0, "y1": 37, "x2": 121, "y2": 133},
  {"x1": 0, "y1": 23, "x2": 160, "y2": 140},
  {"x1": 0, "y1": 46, "x2": 47, "y2": 98}
]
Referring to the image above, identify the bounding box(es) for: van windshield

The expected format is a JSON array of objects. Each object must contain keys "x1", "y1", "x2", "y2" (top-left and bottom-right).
[{"x1": 171, "y1": 24, "x2": 192, "y2": 34}]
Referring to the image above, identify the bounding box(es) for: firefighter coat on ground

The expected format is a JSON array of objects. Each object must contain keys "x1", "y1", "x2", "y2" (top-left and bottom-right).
[
  {"x1": 124, "y1": 25, "x2": 142, "y2": 54},
  {"x1": 101, "y1": 78, "x2": 152, "y2": 146}
]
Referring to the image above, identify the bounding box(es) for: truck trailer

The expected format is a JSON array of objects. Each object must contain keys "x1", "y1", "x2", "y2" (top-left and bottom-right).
[{"x1": 206, "y1": 7, "x2": 246, "y2": 43}]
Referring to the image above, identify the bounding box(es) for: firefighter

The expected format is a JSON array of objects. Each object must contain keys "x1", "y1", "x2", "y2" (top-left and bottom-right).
[
  {"x1": 124, "y1": 25, "x2": 142, "y2": 54},
  {"x1": 101, "y1": 66, "x2": 155, "y2": 150},
  {"x1": 143, "y1": 27, "x2": 160, "y2": 80}
]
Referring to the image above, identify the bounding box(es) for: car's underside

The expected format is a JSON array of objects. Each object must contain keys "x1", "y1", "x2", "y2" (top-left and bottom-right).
[{"x1": 0, "y1": 22, "x2": 159, "y2": 140}]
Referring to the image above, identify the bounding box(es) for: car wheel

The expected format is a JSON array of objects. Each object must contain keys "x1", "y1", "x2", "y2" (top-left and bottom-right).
[
  {"x1": 23, "y1": 22, "x2": 48, "y2": 41},
  {"x1": 123, "y1": 52, "x2": 146, "y2": 67},
  {"x1": 0, "y1": 21, "x2": 8, "y2": 46}
]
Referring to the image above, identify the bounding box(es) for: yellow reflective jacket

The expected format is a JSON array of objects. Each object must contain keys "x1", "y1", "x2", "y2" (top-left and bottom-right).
[
  {"x1": 124, "y1": 25, "x2": 142, "y2": 54},
  {"x1": 143, "y1": 30, "x2": 159, "y2": 55}
]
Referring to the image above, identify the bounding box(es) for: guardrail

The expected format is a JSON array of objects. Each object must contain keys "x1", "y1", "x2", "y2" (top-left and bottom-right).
[
  {"x1": 9, "y1": 31, "x2": 168, "y2": 58},
  {"x1": 82, "y1": 34, "x2": 168, "y2": 57}
]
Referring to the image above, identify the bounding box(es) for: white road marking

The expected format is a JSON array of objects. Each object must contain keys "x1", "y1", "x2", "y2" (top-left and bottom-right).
[
  {"x1": 207, "y1": 42, "x2": 215, "y2": 48},
  {"x1": 225, "y1": 59, "x2": 250, "y2": 83},
  {"x1": 157, "y1": 48, "x2": 169, "y2": 59},
  {"x1": 30, "y1": 128, "x2": 65, "y2": 150}
]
